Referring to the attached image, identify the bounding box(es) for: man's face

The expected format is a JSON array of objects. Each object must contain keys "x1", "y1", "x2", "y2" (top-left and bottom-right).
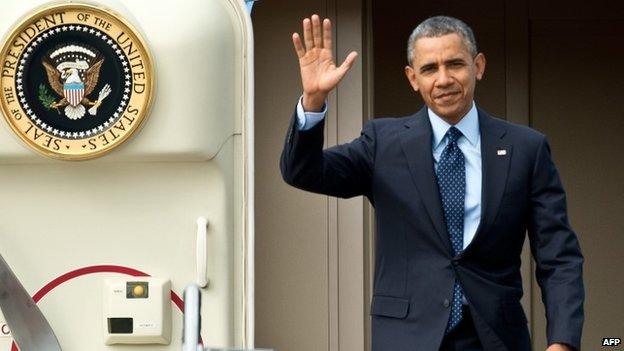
[{"x1": 404, "y1": 33, "x2": 485, "y2": 123}]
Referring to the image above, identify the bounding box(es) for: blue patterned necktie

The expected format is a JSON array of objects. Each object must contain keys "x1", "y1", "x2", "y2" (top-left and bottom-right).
[{"x1": 436, "y1": 126, "x2": 466, "y2": 334}]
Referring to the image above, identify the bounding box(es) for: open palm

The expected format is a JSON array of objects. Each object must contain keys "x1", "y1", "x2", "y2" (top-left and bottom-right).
[{"x1": 292, "y1": 15, "x2": 358, "y2": 111}]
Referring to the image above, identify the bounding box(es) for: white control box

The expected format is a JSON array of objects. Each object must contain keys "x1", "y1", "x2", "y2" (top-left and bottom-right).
[{"x1": 103, "y1": 277, "x2": 172, "y2": 345}]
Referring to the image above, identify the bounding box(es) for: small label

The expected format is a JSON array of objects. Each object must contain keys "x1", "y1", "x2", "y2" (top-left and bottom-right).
[
  {"x1": 497, "y1": 149, "x2": 507, "y2": 156},
  {"x1": 0, "y1": 323, "x2": 12, "y2": 337}
]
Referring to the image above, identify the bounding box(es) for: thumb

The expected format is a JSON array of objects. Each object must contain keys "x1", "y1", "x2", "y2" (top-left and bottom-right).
[{"x1": 338, "y1": 51, "x2": 358, "y2": 74}]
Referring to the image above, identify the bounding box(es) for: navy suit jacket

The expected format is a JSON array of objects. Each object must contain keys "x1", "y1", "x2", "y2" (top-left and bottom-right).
[{"x1": 280, "y1": 105, "x2": 584, "y2": 351}]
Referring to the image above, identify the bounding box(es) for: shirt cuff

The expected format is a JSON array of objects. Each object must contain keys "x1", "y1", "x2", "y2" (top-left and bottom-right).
[{"x1": 296, "y1": 95, "x2": 328, "y2": 130}]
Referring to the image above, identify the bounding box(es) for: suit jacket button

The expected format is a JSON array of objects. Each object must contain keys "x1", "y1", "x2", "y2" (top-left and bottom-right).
[{"x1": 443, "y1": 299, "x2": 450, "y2": 308}]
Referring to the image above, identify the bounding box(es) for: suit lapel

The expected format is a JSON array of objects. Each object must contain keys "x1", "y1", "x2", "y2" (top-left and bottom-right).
[
  {"x1": 399, "y1": 107, "x2": 453, "y2": 255},
  {"x1": 464, "y1": 108, "x2": 512, "y2": 254}
]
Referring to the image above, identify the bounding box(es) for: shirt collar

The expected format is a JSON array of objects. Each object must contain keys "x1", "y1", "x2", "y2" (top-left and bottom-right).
[{"x1": 428, "y1": 101, "x2": 480, "y2": 149}]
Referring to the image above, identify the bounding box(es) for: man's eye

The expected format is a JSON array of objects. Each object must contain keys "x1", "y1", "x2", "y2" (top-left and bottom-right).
[{"x1": 421, "y1": 66, "x2": 435, "y2": 73}]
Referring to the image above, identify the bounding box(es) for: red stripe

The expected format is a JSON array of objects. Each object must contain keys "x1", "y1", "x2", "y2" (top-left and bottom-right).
[
  {"x1": 10, "y1": 265, "x2": 193, "y2": 350},
  {"x1": 65, "y1": 89, "x2": 84, "y2": 106},
  {"x1": 66, "y1": 90, "x2": 73, "y2": 106},
  {"x1": 31, "y1": 265, "x2": 149, "y2": 302}
]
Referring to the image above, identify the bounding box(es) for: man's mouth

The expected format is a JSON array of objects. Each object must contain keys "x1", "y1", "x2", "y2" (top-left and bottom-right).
[{"x1": 435, "y1": 91, "x2": 460, "y2": 100}]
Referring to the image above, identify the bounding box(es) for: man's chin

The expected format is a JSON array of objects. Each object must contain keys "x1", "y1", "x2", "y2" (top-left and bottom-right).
[{"x1": 429, "y1": 105, "x2": 465, "y2": 123}]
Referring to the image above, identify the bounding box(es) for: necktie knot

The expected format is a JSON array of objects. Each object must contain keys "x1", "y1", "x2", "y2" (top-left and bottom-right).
[{"x1": 446, "y1": 126, "x2": 463, "y2": 144}]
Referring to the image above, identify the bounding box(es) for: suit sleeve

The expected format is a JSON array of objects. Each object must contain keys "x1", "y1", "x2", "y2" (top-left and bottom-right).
[
  {"x1": 280, "y1": 109, "x2": 375, "y2": 199},
  {"x1": 528, "y1": 136, "x2": 585, "y2": 351}
]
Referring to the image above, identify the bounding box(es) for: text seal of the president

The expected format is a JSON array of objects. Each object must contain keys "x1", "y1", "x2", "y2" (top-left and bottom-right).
[{"x1": 0, "y1": 3, "x2": 154, "y2": 160}]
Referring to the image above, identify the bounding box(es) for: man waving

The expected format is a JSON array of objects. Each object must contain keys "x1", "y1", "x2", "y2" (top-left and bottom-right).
[{"x1": 281, "y1": 15, "x2": 584, "y2": 351}]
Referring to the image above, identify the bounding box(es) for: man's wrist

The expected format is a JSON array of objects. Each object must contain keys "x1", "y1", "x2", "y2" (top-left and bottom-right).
[{"x1": 302, "y1": 92, "x2": 327, "y2": 112}]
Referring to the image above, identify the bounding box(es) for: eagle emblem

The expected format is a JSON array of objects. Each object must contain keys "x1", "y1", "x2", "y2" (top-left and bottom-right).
[{"x1": 42, "y1": 44, "x2": 112, "y2": 120}]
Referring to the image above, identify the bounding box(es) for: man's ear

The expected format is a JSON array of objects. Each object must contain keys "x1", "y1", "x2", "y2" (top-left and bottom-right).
[
  {"x1": 404, "y1": 65, "x2": 419, "y2": 92},
  {"x1": 474, "y1": 53, "x2": 486, "y2": 81}
]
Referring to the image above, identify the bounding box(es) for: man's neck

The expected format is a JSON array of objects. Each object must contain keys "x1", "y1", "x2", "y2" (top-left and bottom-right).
[{"x1": 429, "y1": 102, "x2": 474, "y2": 126}]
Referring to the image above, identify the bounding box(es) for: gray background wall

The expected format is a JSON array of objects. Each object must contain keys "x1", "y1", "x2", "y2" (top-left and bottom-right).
[{"x1": 253, "y1": 1, "x2": 368, "y2": 350}]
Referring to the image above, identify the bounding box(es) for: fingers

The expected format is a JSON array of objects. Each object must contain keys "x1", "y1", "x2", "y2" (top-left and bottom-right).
[
  {"x1": 339, "y1": 51, "x2": 359, "y2": 73},
  {"x1": 292, "y1": 33, "x2": 305, "y2": 58},
  {"x1": 295, "y1": 15, "x2": 334, "y2": 57},
  {"x1": 323, "y1": 18, "x2": 332, "y2": 50},
  {"x1": 303, "y1": 18, "x2": 314, "y2": 51},
  {"x1": 300, "y1": 15, "x2": 332, "y2": 50},
  {"x1": 312, "y1": 15, "x2": 322, "y2": 47}
]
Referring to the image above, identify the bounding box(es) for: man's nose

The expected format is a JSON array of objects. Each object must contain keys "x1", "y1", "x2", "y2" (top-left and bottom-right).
[{"x1": 435, "y1": 68, "x2": 453, "y2": 87}]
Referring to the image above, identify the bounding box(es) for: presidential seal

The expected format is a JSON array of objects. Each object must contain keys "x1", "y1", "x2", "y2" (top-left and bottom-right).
[{"x1": 0, "y1": 3, "x2": 154, "y2": 160}]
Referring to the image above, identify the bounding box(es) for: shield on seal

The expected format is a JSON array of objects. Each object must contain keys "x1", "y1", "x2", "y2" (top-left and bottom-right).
[{"x1": 64, "y1": 82, "x2": 85, "y2": 107}]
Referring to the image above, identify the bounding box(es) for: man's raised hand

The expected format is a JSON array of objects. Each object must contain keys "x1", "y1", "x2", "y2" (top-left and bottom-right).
[{"x1": 292, "y1": 15, "x2": 358, "y2": 112}]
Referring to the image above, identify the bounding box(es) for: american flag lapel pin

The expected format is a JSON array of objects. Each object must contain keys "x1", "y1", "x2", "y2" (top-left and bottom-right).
[{"x1": 497, "y1": 149, "x2": 507, "y2": 156}]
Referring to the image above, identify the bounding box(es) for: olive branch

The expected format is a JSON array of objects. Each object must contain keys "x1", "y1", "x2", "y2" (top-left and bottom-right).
[{"x1": 38, "y1": 84, "x2": 57, "y2": 111}]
